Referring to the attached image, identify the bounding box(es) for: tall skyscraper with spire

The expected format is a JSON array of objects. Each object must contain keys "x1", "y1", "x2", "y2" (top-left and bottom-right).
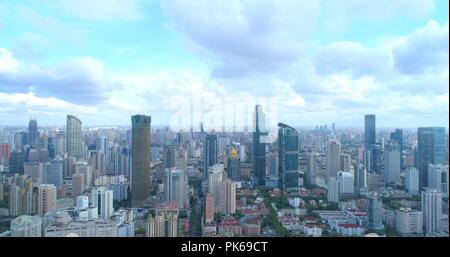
[
  {"x1": 131, "y1": 114, "x2": 151, "y2": 207},
  {"x1": 253, "y1": 105, "x2": 268, "y2": 186},
  {"x1": 66, "y1": 115, "x2": 83, "y2": 160}
]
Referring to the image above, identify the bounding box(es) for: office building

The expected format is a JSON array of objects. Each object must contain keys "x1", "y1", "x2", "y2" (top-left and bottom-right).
[
  {"x1": 278, "y1": 123, "x2": 299, "y2": 192},
  {"x1": 364, "y1": 114, "x2": 376, "y2": 151},
  {"x1": 24, "y1": 162, "x2": 43, "y2": 183},
  {"x1": 253, "y1": 105, "x2": 268, "y2": 186},
  {"x1": 390, "y1": 129, "x2": 404, "y2": 169},
  {"x1": 44, "y1": 157, "x2": 64, "y2": 187},
  {"x1": 204, "y1": 133, "x2": 218, "y2": 181},
  {"x1": 131, "y1": 114, "x2": 151, "y2": 207},
  {"x1": 227, "y1": 148, "x2": 241, "y2": 181},
  {"x1": 327, "y1": 177, "x2": 339, "y2": 203},
  {"x1": 326, "y1": 139, "x2": 341, "y2": 181},
  {"x1": 91, "y1": 187, "x2": 114, "y2": 219},
  {"x1": 28, "y1": 119, "x2": 38, "y2": 148},
  {"x1": 163, "y1": 142, "x2": 176, "y2": 170},
  {"x1": 405, "y1": 168, "x2": 420, "y2": 195},
  {"x1": 337, "y1": 171, "x2": 354, "y2": 198},
  {"x1": 165, "y1": 168, "x2": 186, "y2": 209},
  {"x1": 418, "y1": 127, "x2": 445, "y2": 189},
  {"x1": 384, "y1": 142, "x2": 401, "y2": 184}
]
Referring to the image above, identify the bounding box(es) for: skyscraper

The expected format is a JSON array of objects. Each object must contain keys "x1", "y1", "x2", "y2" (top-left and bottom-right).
[
  {"x1": 418, "y1": 127, "x2": 445, "y2": 189},
  {"x1": 208, "y1": 164, "x2": 224, "y2": 210},
  {"x1": 204, "y1": 192, "x2": 214, "y2": 223},
  {"x1": 38, "y1": 184, "x2": 57, "y2": 216},
  {"x1": 66, "y1": 115, "x2": 83, "y2": 160},
  {"x1": 28, "y1": 119, "x2": 38, "y2": 148},
  {"x1": 278, "y1": 123, "x2": 299, "y2": 192},
  {"x1": 203, "y1": 134, "x2": 218, "y2": 181},
  {"x1": 326, "y1": 139, "x2": 341, "y2": 181},
  {"x1": 384, "y1": 142, "x2": 401, "y2": 184},
  {"x1": 227, "y1": 148, "x2": 241, "y2": 181},
  {"x1": 131, "y1": 114, "x2": 151, "y2": 207},
  {"x1": 421, "y1": 188, "x2": 442, "y2": 234},
  {"x1": 91, "y1": 187, "x2": 114, "y2": 219},
  {"x1": 220, "y1": 179, "x2": 236, "y2": 215},
  {"x1": 43, "y1": 157, "x2": 64, "y2": 187},
  {"x1": 405, "y1": 167, "x2": 420, "y2": 195},
  {"x1": 390, "y1": 129, "x2": 404, "y2": 169},
  {"x1": 364, "y1": 114, "x2": 376, "y2": 151},
  {"x1": 253, "y1": 105, "x2": 268, "y2": 186},
  {"x1": 72, "y1": 173, "x2": 85, "y2": 198},
  {"x1": 368, "y1": 193, "x2": 385, "y2": 234},
  {"x1": 163, "y1": 142, "x2": 176, "y2": 170},
  {"x1": 165, "y1": 168, "x2": 186, "y2": 209}
]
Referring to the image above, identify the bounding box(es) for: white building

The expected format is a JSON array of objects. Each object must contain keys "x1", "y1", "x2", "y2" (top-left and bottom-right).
[
  {"x1": 91, "y1": 187, "x2": 114, "y2": 219},
  {"x1": 303, "y1": 225, "x2": 322, "y2": 237},
  {"x1": 326, "y1": 140, "x2": 341, "y2": 180},
  {"x1": 395, "y1": 207, "x2": 423, "y2": 236},
  {"x1": 338, "y1": 171, "x2": 354, "y2": 197},
  {"x1": 422, "y1": 188, "x2": 442, "y2": 234},
  {"x1": 45, "y1": 219, "x2": 118, "y2": 237},
  {"x1": 165, "y1": 168, "x2": 186, "y2": 209},
  {"x1": 405, "y1": 168, "x2": 419, "y2": 195},
  {"x1": 10, "y1": 215, "x2": 42, "y2": 237}
]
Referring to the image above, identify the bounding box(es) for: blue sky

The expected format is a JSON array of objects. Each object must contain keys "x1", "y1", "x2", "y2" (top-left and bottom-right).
[{"x1": 0, "y1": 0, "x2": 448, "y2": 129}]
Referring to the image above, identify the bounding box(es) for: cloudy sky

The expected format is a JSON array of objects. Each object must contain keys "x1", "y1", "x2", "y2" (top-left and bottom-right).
[{"x1": 0, "y1": 0, "x2": 448, "y2": 129}]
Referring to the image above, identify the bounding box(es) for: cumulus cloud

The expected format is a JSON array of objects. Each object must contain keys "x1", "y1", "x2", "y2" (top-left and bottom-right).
[
  {"x1": 0, "y1": 48, "x2": 20, "y2": 74},
  {"x1": 0, "y1": 54, "x2": 110, "y2": 105},
  {"x1": 162, "y1": 0, "x2": 319, "y2": 78},
  {"x1": 393, "y1": 20, "x2": 449, "y2": 74},
  {"x1": 314, "y1": 41, "x2": 392, "y2": 77}
]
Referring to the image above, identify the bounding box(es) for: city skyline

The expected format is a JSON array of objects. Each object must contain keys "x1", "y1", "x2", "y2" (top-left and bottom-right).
[{"x1": 0, "y1": 0, "x2": 448, "y2": 127}]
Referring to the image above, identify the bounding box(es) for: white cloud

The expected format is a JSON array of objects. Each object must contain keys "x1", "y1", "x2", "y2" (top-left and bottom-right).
[
  {"x1": 0, "y1": 48, "x2": 20, "y2": 74},
  {"x1": 393, "y1": 20, "x2": 449, "y2": 74},
  {"x1": 54, "y1": 0, "x2": 144, "y2": 21}
]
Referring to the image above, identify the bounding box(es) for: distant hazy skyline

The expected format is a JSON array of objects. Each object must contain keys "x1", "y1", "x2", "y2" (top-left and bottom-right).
[{"x1": 0, "y1": 0, "x2": 448, "y2": 127}]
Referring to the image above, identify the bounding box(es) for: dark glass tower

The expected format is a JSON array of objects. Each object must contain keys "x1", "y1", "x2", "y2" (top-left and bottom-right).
[
  {"x1": 253, "y1": 105, "x2": 268, "y2": 187},
  {"x1": 28, "y1": 119, "x2": 38, "y2": 148},
  {"x1": 227, "y1": 148, "x2": 241, "y2": 181},
  {"x1": 278, "y1": 123, "x2": 299, "y2": 192},
  {"x1": 131, "y1": 114, "x2": 151, "y2": 207},
  {"x1": 163, "y1": 141, "x2": 176, "y2": 170},
  {"x1": 417, "y1": 127, "x2": 445, "y2": 190},
  {"x1": 203, "y1": 133, "x2": 218, "y2": 181},
  {"x1": 364, "y1": 114, "x2": 376, "y2": 151},
  {"x1": 390, "y1": 129, "x2": 404, "y2": 169}
]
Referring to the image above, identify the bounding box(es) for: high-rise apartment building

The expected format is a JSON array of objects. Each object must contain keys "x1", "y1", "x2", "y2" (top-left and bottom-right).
[
  {"x1": 38, "y1": 184, "x2": 57, "y2": 216},
  {"x1": 66, "y1": 115, "x2": 83, "y2": 160}
]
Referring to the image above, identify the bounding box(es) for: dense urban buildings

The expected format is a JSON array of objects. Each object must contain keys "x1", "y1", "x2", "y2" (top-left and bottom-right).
[{"x1": 0, "y1": 109, "x2": 448, "y2": 238}]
